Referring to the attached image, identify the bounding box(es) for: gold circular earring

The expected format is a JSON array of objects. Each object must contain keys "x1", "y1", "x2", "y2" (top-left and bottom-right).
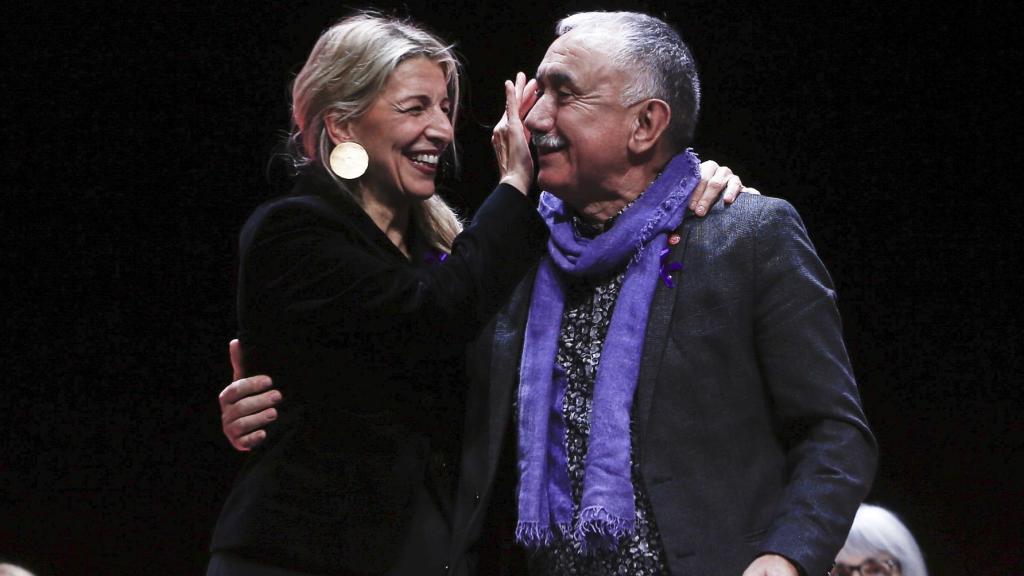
[{"x1": 329, "y1": 141, "x2": 369, "y2": 179}]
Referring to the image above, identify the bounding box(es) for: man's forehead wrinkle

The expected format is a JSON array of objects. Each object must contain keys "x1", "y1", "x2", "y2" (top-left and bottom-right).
[
  {"x1": 537, "y1": 33, "x2": 621, "y2": 93},
  {"x1": 536, "y1": 43, "x2": 572, "y2": 82},
  {"x1": 563, "y1": 29, "x2": 619, "y2": 63}
]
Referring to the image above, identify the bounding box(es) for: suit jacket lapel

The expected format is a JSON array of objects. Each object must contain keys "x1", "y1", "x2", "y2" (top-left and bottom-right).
[
  {"x1": 487, "y1": 271, "x2": 535, "y2": 475},
  {"x1": 635, "y1": 219, "x2": 695, "y2": 444}
]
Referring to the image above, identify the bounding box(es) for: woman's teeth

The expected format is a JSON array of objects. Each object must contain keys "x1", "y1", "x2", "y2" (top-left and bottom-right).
[{"x1": 411, "y1": 154, "x2": 439, "y2": 165}]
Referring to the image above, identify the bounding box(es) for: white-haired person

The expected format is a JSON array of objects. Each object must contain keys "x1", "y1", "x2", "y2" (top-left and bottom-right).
[
  {"x1": 208, "y1": 11, "x2": 749, "y2": 576},
  {"x1": 832, "y1": 504, "x2": 928, "y2": 576},
  {"x1": 0, "y1": 563, "x2": 35, "y2": 576}
]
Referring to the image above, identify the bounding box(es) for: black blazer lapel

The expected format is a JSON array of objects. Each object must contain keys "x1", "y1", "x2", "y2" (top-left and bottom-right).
[
  {"x1": 635, "y1": 220, "x2": 695, "y2": 444},
  {"x1": 487, "y1": 271, "x2": 535, "y2": 476}
]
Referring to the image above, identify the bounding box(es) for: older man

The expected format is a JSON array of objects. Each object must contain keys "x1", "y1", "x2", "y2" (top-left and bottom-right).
[
  {"x1": 444, "y1": 12, "x2": 876, "y2": 576},
  {"x1": 220, "y1": 11, "x2": 875, "y2": 576}
]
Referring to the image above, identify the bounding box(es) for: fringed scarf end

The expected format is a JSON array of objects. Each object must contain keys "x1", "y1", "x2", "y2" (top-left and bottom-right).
[
  {"x1": 515, "y1": 521, "x2": 570, "y2": 549},
  {"x1": 573, "y1": 506, "x2": 636, "y2": 553}
]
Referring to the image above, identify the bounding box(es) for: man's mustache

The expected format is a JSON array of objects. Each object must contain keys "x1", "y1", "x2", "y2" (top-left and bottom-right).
[{"x1": 531, "y1": 133, "x2": 567, "y2": 149}]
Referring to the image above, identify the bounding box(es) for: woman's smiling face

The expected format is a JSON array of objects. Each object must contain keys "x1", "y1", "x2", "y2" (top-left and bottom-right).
[{"x1": 343, "y1": 57, "x2": 453, "y2": 206}]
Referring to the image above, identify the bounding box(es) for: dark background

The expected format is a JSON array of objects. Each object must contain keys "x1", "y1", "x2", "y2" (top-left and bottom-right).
[{"x1": 4, "y1": 1, "x2": 1020, "y2": 574}]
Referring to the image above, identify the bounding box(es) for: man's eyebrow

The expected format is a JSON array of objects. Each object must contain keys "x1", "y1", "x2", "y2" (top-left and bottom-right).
[{"x1": 536, "y1": 69, "x2": 575, "y2": 89}]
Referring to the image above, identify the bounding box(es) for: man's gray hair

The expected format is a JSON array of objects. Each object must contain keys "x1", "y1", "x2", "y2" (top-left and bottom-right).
[{"x1": 556, "y1": 11, "x2": 701, "y2": 149}]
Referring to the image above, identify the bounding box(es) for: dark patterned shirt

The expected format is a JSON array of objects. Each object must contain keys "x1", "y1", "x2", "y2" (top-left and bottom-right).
[{"x1": 530, "y1": 216, "x2": 670, "y2": 576}]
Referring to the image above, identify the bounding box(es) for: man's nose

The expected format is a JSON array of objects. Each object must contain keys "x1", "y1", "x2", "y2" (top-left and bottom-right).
[{"x1": 524, "y1": 95, "x2": 553, "y2": 134}]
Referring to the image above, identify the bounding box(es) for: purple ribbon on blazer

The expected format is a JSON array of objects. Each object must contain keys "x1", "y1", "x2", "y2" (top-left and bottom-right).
[{"x1": 515, "y1": 150, "x2": 700, "y2": 551}]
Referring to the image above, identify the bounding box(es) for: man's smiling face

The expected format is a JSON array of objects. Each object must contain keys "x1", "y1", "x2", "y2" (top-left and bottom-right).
[{"x1": 524, "y1": 31, "x2": 638, "y2": 207}]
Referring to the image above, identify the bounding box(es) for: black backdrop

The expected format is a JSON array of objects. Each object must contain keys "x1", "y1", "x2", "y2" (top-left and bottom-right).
[{"x1": 4, "y1": 1, "x2": 1020, "y2": 575}]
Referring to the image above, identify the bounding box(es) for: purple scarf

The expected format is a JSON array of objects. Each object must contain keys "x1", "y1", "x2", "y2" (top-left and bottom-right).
[{"x1": 515, "y1": 150, "x2": 701, "y2": 551}]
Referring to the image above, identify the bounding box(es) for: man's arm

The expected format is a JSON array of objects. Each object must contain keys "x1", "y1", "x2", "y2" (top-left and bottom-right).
[
  {"x1": 746, "y1": 199, "x2": 878, "y2": 576},
  {"x1": 218, "y1": 339, "x2": 281, "y2": 451}
]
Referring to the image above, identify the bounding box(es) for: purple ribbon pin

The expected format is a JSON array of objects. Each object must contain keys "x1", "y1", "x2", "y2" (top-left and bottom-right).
[
  {"x1": 423, "y1": 250, "x2": 449, "y2": 265},
  {"x1": 659, "y1": 247, "x2": 682, "y2": 288}
]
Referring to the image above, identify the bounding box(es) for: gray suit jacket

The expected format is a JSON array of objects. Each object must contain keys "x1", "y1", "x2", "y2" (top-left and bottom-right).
[{"x1": 448, "y1": 193, "x2": 878, "y2": 576}]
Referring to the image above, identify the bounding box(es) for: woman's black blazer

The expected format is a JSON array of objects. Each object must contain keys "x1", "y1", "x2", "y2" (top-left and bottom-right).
[{"x1": 210, "y1": 171, "x2": 547, "y2": 574}]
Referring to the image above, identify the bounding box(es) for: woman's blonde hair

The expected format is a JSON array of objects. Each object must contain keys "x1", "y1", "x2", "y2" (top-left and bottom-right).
[{"x1": 290, "y1": 12, "x2": 463, "y2": 252}]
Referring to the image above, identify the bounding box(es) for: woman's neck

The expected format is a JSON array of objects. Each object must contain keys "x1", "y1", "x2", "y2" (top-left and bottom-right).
[{"x1": 360, "y1": 187, "x2": 412, "y2": 259}]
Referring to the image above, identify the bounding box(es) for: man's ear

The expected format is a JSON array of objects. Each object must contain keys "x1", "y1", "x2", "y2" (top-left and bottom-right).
[
  {"x1": 324, "y1": 112, "x2": 355, "y2": 146},
  {"x1": 628, "y1": 99, "x2": 671, "y2": 155}
]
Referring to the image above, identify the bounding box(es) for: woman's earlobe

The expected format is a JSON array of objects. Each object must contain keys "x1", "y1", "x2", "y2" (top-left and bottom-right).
[{"x1": 324, "y1": 113, "x2": 354, "y2": 147}]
